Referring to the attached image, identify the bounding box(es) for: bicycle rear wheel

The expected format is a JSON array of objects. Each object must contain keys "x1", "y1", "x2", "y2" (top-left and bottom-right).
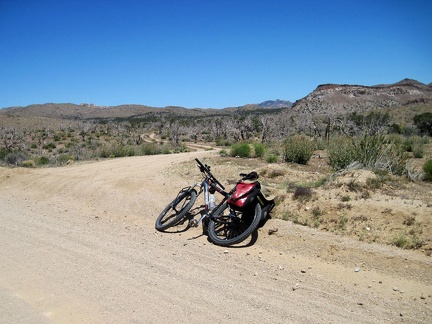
[
  {"x1": 155, "y1": 189, "x2": 197, "y2": 231},
  {"x1": 207, "y1": 203, "x2": 261, "y2": 246}
]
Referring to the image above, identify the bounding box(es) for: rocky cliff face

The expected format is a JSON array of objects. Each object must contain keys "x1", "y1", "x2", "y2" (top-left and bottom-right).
[{"x1": 291, "y1": 78, "x2": 432, "y2": 116}]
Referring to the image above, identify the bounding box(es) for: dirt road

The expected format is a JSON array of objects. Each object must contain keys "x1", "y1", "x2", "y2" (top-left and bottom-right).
[{"x1": 1, "y1": 151, "x2": 431, "y2": 323}]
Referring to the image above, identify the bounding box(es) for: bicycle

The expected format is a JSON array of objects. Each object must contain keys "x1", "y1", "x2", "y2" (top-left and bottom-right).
[{"x1": 155, "y1": 158, "x2": 274, "y2": 246}]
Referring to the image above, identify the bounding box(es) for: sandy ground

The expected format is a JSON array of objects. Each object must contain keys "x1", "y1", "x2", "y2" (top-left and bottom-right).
[{"x1": 1, "y1": 150, "x2": 431, "y2": 323}]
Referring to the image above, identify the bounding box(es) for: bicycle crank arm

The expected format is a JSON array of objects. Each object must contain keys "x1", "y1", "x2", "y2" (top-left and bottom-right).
[{"x1": 189, "y1": 214, "x2": 209, "y2": 227}]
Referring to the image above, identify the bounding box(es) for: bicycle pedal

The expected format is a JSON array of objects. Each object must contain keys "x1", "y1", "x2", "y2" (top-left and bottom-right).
[{"x1": 189, "y1": 219, "x2": 198, "y2": 227}]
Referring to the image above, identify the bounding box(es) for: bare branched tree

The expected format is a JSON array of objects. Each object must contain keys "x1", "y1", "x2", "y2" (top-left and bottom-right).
[
  {"x1": 1, "y1": 127, "x2": 24, "y2": 150},
  {"x1": 258, "y1": 115, "x2": 274, "y2": 143},
  {"x1": 169, "y1": 119, "x2": 180, "y2": 144}
]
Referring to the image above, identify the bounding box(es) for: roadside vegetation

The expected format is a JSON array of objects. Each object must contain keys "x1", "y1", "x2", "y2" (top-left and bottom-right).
[{"x1": 1, "y1": 108, "x2": 432, "y2": 253}]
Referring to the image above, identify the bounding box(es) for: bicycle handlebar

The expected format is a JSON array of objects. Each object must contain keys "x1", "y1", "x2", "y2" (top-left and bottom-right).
[{"x1": 195, "y1": 158, "x2": 225, "y2": 190}]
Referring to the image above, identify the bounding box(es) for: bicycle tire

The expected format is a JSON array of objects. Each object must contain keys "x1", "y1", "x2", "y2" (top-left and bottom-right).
[
  {"x1": 207, "y1": 202, "x2": 261, "y2": 246},
  {"x1": 155, "y1": 189, "x2": 197, "y2": 231}
]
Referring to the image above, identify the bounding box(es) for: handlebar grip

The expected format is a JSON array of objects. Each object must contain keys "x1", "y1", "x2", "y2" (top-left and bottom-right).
[
  {"x1": 195, "y1": 158, "x2": 203, "y2": 167},
  {"x1": 195, "y1": 158, "x2": 225, "y2": 190}
]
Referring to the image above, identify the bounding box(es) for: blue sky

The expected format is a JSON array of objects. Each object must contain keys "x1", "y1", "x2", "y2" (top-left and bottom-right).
[{"x1": 1, "y1": 0, "x2": 431, "y2": 109}]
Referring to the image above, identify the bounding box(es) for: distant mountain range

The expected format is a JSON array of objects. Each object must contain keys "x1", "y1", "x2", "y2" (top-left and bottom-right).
[{"x1": 1, "y1": 79, "x2": 430, "y2": 123}]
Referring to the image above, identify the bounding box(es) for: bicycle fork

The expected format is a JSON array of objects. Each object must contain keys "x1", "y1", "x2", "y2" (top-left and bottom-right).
[{"x1": 189, "y1": 180, "x2": 211, "y2": 228}]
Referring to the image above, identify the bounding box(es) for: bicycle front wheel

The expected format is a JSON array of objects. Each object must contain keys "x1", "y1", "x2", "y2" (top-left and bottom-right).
[
  {"x1": 208, "y1": 203, "x2": 261, "y2": 246},
  {"x1": 155, "y1": 189, "x2": 197, "y2": 231}
]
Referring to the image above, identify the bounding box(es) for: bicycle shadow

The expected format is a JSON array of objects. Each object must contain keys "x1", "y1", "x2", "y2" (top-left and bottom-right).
[
  {"x1": 158, "y1": 205, "x2": 203, "y2": 234},
  {"x1": 161, "y1": 204, "x2": 264, "y2": 248},
  {"x1": 203, "y1": 230, "x2": 259, "y2": 248}
]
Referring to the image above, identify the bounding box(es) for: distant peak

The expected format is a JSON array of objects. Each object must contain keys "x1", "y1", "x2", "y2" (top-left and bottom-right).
[
  {"x1": 394, "y1": 78, "x2": 423, "y2": 86},
  {"x1": 257, "y1": 99, "x2": 293, "y2": 108}
]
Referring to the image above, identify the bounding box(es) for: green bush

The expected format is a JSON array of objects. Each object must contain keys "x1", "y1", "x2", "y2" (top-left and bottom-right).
[
  {"x1": 98, "y1": 144, "x2": 135, "y2": 158},
  {"x1": 253, "y1": 143, "x2": 266, "y2": 158},
  {"x1": 283, "y1": 135, "x2": 315, "y2": 164},
  {"x1": 412, "y1": 143, "x2": 424, "y2": 158},
  {"x1": 140, "y1": 143, "x2": 161, "y2": 155},
  {"x1": 172, "y1": 144, "x2": 188, "y2": 153},
  {"x1": 377, "y1": 142, "x2": 409, "y2": 176},
  {"x1": 43, "y1": 142, "x2": 56, "y2": 150},
  {"x1": 390, "y1": 231, "x2": 424, "y2": 249},
  {"x1": 36, "y1": 156, "x2": 50, "y2": 166},
  {"x1": 315, "y1": 138, "x2": 327, "y2": 150},
  {"x1": 219, "y1": 149, "x2": 228, "y2": 157},
  {"x1": 413, "y1": 112, "x2": 432, "y2": 136},
  {"x1": 22, "y1": 160, "x2": 35, "y2": 168},
  {"x1": 56, "y1": 154, "x2": 74, "y2": 165},
  {"x1": 230, "y1": 143, "x2": 251, "y2": 158},
  {"x1": 327, "y1": 135, "x2": 408, "y2": 175},
  {"x1": 403, "y1": 137, "x2": 414, "y2": 152},
  {"x1": 215, "y1": 137, "x2": 232, "y2": 147},
  {"x1": 0, "y1": 147, "x2": 9, "y2": 160},
  {"x1": 265, "y1": 153, "x2": 279, "y2": 163},
  {"x1": 423, "y1": 159, "x2": 432, "y2": 181}
]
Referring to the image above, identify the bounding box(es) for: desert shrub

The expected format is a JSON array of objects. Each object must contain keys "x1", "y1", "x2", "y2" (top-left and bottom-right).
[
  {"x1": 56, "y1": 154, "x2": 74, "y2": 165},
  {"x1": 43, "y1": 142, "x2": 56, "y2": 150},
  {"x1": 230, "y1": 143, "x2": 251, "y2": 158},
  {"x1": 4, "y1": 151, "x2": 27, "y2": 166},
  {"x1": 315, "y1": 138, "x2": 327, "y2": 150},
  {"x1": 253, "y1": 142, "x2": 266, "y2": 158},
  {"x1": 283, "y1": 135, "x2": 315, "y2": 164},
  {"x1": 355, "y1": 134, "x2": 386, "y2": 166},
  {"x1": 403, "y1": 136, "x2": 428, "y2": 153},
  {"x1": 219, "y1": 149, "x2": 229, "y2": 157},
  {"x1": 265, "y1": 153, "x2": 279, "y2": 163},
  {"x1": 140, "y1": 143, "x2": 161, "y2": 155},
  {"x1": 327, "y1": 136, "x2": 357, "y2": 170},
  {"x1": 412, "y1": 143, "x2": 424, "y2": 158},
  {"x1": 36, "y1": 156, "x2": 50, "y2": 166},
  {"x1": 390, "y1": 231, "x2": 424, "y2": 249},
  {"x1": 413, "y1": 112, "x2": 432, "y2": 136},
  {"x1": 98, "y1": 144, "x2": 135, "y2": 158},
  {"x1": 97, "y1": 147, "x2": 110, "y2": 158},
  {"x1": 215, "y1": 137, "x2": 232, "y2": 146},
  {"x1": 292, "y1": 186, "x2": 313, "y2": 202},
  {"x1": 377, "y1": 142, "x2": 409, "y2": 176},
  {"x1": 68, "y1": 145, "x2": 92, "y2": 161},
  {"x1": 403, "y1": 137, "x2": 414, "y2": 152},
  {"x1": 402, "y1": 126, "x2": 417, "y2": 136},
  {"x1": 386, "y1": 133, "x2": 403, "y2": 145},
  {"x1": 388, "y1": 123, "x2": 403, "y2": 134},
  {"x1": 22, "y1": 160, "x2": 35, "y2": 168},
  {"x1": 262, "y1": 168, "x2": 286, "y2": 178},
  {"x1": 423, "y1": 159, "x2": 432, "y2": 181},
  {"x1": 160, "y1": 145, "x2": 172, "y2": 154},
  {"x1": 327, "y1": 135, "x2": 408, "y2": 175},
  {"x1": 172, "y1": 144, "x2": 188, "y2": 153},
  {"x1": 347, "y1": 180, "x2": 362, "y2": 192},
  {"x1": 0, "y1": 147, "x2": 9, "y2": 160}
]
